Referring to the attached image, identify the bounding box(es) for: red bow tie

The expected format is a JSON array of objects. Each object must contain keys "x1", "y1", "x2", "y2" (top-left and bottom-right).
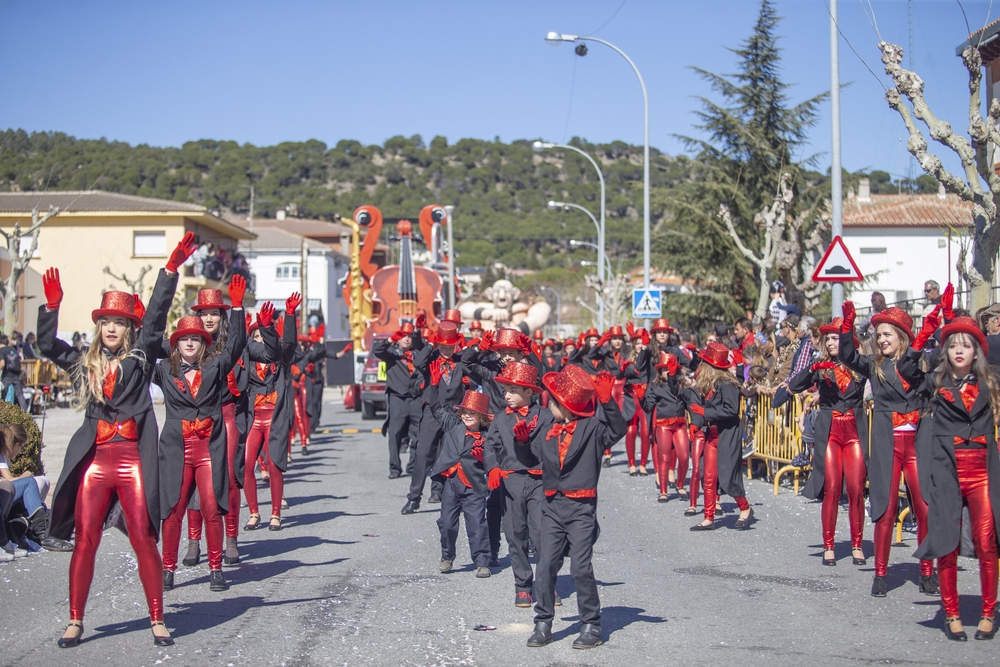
[
  {"x1": 506, "y1": 405, "x2": 529, "y2": 417},
  {"x1": 546, "y1": 420, "x2": 577, "y2": 441}
]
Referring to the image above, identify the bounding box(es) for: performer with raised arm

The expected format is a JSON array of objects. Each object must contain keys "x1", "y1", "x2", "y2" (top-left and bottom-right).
[{"x1": 372, "y1": 316, "x2": 426, "y2": 479}]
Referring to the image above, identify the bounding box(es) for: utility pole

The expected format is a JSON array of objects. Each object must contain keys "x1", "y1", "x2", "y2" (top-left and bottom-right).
[
  {"x1": 300, "y1": 236, "x2": 309, "y2": 321},
  {"x1": 830, "y1": 0, "x2": 844, "y2": 317}
]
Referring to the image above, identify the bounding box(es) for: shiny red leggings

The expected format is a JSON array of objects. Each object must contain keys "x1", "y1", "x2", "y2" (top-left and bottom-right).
[
  {"x1": 625, "y1": 396, "x2": 650, "y2": 467},
  {"x1": 656, "y1": 421, "x2": 689, "y2": 495},
  {"x1": 688, "y1": 427, "x2": 705, "y2": 509},
  {"x1": 68, "y1": 439, "x2": 163, "y2": 622},
  {"x1": 703, "y1": 427, "x2": 749, "y2": 522},
  {"x1": 244, "y1": 402, "x2": 283, "y2": 518},
  {"x1": 162, "y1": 433, "x2": 223, "y2": 571},
  {"x1": 873, "y1": 430, "x2": 931, "y2": 577},
  {"x1": 939, "y1": 448, "x2": 998, "y2": 618},
  {"x1": 821, "y1": 413, "x2": 866, "y2": 551},
  {"x1": 187, "y1": 402, "x2": 241, "y2": 541}
]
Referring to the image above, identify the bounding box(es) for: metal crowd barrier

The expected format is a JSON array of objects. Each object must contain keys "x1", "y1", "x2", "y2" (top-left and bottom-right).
[{"x1": 743, "y1": 394, "x2": 810, "y2": 495}]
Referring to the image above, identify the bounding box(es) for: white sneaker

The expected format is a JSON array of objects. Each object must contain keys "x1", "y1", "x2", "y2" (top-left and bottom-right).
[
  {"x1": 1, "y1": 541, "x2": 28, "y2": 558},
  {"x1": 0, "y1": 550, "x2": 13, "y2": 563}
]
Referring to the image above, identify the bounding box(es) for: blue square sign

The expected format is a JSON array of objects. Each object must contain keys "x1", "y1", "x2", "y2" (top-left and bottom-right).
[{"x1": 632, "y1": 288, "x2": 662, "y2": 318}]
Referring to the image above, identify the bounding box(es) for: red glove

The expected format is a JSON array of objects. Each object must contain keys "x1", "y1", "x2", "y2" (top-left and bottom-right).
[
  {"x1": 666, "y1": 355, "x2": 680, "y2": 376},
  {"x1": 467, "y1": 337, "x2": 481, "y2": 349},
  {"x1": 513, "y1": 414, "x2": 538, "y2": 443},
  {"x1": 415, "y1": 312, "x2": 427, "y2": 329},
  {"x1": 428, "y1": 358, "x2": 444, "y2": 386},
  {"x1": 519, "y1": 334, "x2": 533, "y2": 355},
  {"x1": 690, "y1": 403, "x2": 705, "y2": 416},
  {"x1": 577, "y1": 332, "x2": 585, "y2": 348},
  {"x1": 165, "y1": 231, "x2": 197, "y2": 273},
  {"x1": 390, "y1": 330, "x2": 405, "y2": 343},
  {"x1": 133, "y1": 294, "x2": 146, "y2": 322},
  {"x1": 317, "y1": 323, "x2": 326, "y2": 339},
  {"x1": 487, "y1": 468, "x2": 508, "y2": 491},
  {"x1": 257, "y1": 302, "x2": 275, "y2": 329},
  {"x1": 228, "y1": 274, "x2": 247, "y2": 309},
  {"x1": 633, "y1": 383, "x2": 647, "y2": 401},
  {"x1": 841, "y1": 300, "x2": 856, "y2": 333},
  {"x1": 593, "y1": 371, "x2": 615, "y2": 403},
  {"x1": 640, "y1": 330, "x2": 650, "y2": 346},
  {"x1": 274, "y1": 316, "x2": 285, "y2": 338},
  {"x1": 619, "y1": 360, "x2": 632, "y2": 374},
  {"x1": 626, "y1": 322, "x2": 636, "y2": 339},
  {"x1": 285, "y1": 292, "x2": 302, "y2": 315},
  {"x1": 42, "y1": 268, "x2": 63, "y2": 310},
  {"x1": 942, "y1": 282, "x2": 955, "y2": 320},
  {"x1": 341, "y1": 342, "x2": 353, "y2": 355},
  {"x1": 689, "y1": 423, "x2": 700, "y2": 439},
  {"x1": 305, "y1": 362, "x2": 316, "y2": 374},
  {"x1": 479, "y1": 329, "x2": 494, "y2": 352},
  {"x1": 913, "y1": 306, "x2": 941, "y2": 350},
  {"x1": 811, "y1": 361, "x2": 837, "y2": 371},
  {"x1": 684, "y1": 342, "x2": 697, "y2": 352},
  {"x1": 597, "y1": 330, "x2": 611, "y2": 349},
  {"x1": 245, "y1": 313, "x2": 253, "y2": 328}
]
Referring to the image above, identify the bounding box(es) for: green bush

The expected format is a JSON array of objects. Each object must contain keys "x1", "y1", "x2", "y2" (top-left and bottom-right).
[{"x1": 0, "y1": 401, "x2": 44, "y2": 476}]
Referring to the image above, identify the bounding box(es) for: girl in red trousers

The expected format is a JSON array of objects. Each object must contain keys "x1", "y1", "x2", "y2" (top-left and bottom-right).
[
  {"x1": 642, "y1": 352, "x2": 691, "y2": 504},
  {"x1": 243, "y1": 294, "x2": 300, "y2": 532},
  {"x1": 156, "y1": 276, "x2": 249, "y2": 594},
  {"x1": 838, "y1": 301, "x2": 936, "y2": 597},
  {"x1": 899, "y1": 314, "x2": 1000, "y2": 641},
  {"x1": 787, "y1": 318, "x2": 868, "y2": 566},
  {"x1": 181, "y1": 290, "x2": 280, "y2": 568},
  {"x1": 621, "y1": 325, "x2": 651, "y2": 477},
  {"x1": 40, "y1": 232, "x2": 196, "y2": 648},
  {"x1": 689, "y1": 342, "x2": 754, "y2": 531}
]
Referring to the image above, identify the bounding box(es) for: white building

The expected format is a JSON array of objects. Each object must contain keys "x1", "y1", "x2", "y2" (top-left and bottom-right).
[
  {"x1": 842, "y1": 179, "x2": 973, "y2": 314},
  {"x1": 239, "y1": 227, "x2": 351, "y2": 340}
]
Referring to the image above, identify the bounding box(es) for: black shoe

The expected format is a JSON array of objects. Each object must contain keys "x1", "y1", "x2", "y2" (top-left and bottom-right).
[
  {"x1": 919, "y1": 573, "x2": 939, "y2": 596},
  {"x1": 401, "y1": 500, "x2": 420, "y2": 515},
  {"x1": 244, "y1": 514, "x2": 261, "y2": 531},
  {"x1": 945, "y1": 617, "x2": 968, "y2": 641},
  {"x1": 41, "y1": 536, "x2": 74, "y2": 552},
  {"x1": 268, "y1": 516, "x2": 282, "y2": 531},
  {"x1": 871, "y1": 575, "x2": 887, "y2": 597},
  {"x1": 515, "y1": 591, "x2": 533, "y2": 607},
  {"x1": 388, "y1": 471, "x2": 401, "y2": 479},
  {"x1": 57, "y1": 621, "x2": 83, "y2": 648},
  {"x1": 822, "y1": 550, "x2": 836, "y2": 566},
  {"x1": 526, "y1": 621, "x2": 553, "y2": 647},
  {"x1": 209, "y1": 569, "x2": 229, "y2": 592},
  {"x1": 182, "y1": 540, "x2": 201, "y2": 567},
  {"x1": 601, "y1": 455, "x2": 611, "y2": 468},
  {"x1": 554, "y1": 591, "x2": 562, "y2": 606},
  {"x1": 690, "y1": 521, "x2": 716, "y2": 531},
  {"x1": 151, "y1": 621, "x2": 174, "y2": 647},
  {"x1": 572, "y1": 623, "x2": 603, "y2": 649},
  {"x1": 733, "y1": 507, "x2": 754, "y2": 529},
  {"x1": 163, "y1": 569, "x2": 174, "y2": 591},
  {"x1": 684, "y1": 506, "x2": 698, "y2": 516},
  {"x1": 428, "y1": 493, "x2": 442, "y2": 504},
  {"x1": 489, "y1": 554, "x2": 500, "y2": 568},
  {"x1": 975, "y1": 617, "x2": 996, "y2": 640},
  {"x1": 852, "y1": 556, "x2": 867, "y2": 566}
]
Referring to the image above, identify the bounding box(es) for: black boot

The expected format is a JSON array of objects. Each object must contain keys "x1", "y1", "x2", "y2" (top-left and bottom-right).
[
  {"x1": 526, "y1": 621, "x2": 552, "y2": 647},
  {"x1": 163, "y1": 569, "x2": 174, "y2": 592},
  {"x1": 871, "y1": 575, "x2": 887, "y2": 597},
  {"x1": 209, "y1": 569, "x2": 228, "y2": 592},
  {"x1": 919, "y1": 573, "x2": 939, "y2": 596},
  {"x1": 401, "y1": 499, "x2": 420, "y2": 515},
  {"x1": 572, "y1": 623, "x2": 603, "y2": 649},
  {"x1": 26, "y1": 507, "x2": 48, "y2": 541}
]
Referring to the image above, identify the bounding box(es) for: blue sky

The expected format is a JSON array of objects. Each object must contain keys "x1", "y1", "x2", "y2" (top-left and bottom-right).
[{"x1": 1, "y1": 0, "x2": 994, "y2": 178}]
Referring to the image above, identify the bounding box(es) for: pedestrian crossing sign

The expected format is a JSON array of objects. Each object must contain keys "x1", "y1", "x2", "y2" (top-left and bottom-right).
[{"x1": 632, "y1": 288, "x2": 662, "y2": 318}]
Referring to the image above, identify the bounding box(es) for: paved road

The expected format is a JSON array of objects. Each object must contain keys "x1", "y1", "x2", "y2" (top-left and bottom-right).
[{"x1": 2, "y1": 393, "x2": 998, "y2": 666}]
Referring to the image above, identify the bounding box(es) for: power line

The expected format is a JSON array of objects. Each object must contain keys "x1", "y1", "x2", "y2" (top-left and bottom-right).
[{"x1": 587, "y1": 0, "x2": 628, "y2": 36}]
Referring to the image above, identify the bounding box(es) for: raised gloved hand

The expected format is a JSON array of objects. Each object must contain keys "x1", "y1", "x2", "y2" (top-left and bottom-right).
[
  {"x1": 390, "y1": 330, "x2": 405, "y2": 343},
  {"x1": 285, "y1": 292, "x2": 302, "y2": 315},
  {"x1": 228, "y1": 274, "x2": 247, "y2": 309},
  {"x1": 577, "y1": 332, "x2": 585, "y2": 348},
  {"x1": 597, "y1": 330, "x2": 612, "y2": 349},
  {"x1": 256, "y1": 302, "x2": 275, "y2": 329},
  {"x1": 306, "y1": 362, "x2": 316, "y2": 374},
  {"x1": 518, "y1": 333, "x2": 532, "y2": 356},
  {"x1": 165, "y1": 231, "x2": 197, "y2": 273},
  {"x1": 633, "y1": 383, "x2": 647, "y2": 401},
  {"x1": 479, "y1": 329, "x2": 494, "y2": 353},
  {"x1": 913, "y1": 305, "x2": 941, "y2": 350},
  {"x1": 274, "y1": 316, "x2": 285, "y2": 338},
  {"x1": 487, "y1": 468, "x2": 510, "y2": 491},
  {"x1": 341, "y1": 342, "x2": 353, "y2": 355},
  {"x1": 415, "y1": 312, "x2": 427, "y2": 329},
  {"x1": 43, "y1": 268, "x2": 63, "y2": 310},
  {"x1": 841, "y1": 300, "x2": 856, "y2": 333},
  {"x1": 619, "y1": 360, "x2": 632, "y2": 374},
  {"x1": 666, "y1": 354, "x2": 680, "y2": 376},
  {"x1": 593, "y1": 371, "x2": 615, "y2": 404},
  {"x1": 641, "y1": 330, "x2": 650, "y2": 346},
  {"x1": 811, "y1": 361, "x2": 837, "y2": 371},
  {"x1": 428, "y1": 358, "x2": 444, "y2": 386},
  {"x1": 133, "y1": 294, "x2": 146, "y2": 321},
  {"x1": 626, "y1": 322, "x2": 636, "y2": 339},
  {"x1": 942, "y1": 282, "x2": 955, "y2": 320},
  {"x1": 513, "y1": 414, "x2": 538, "y2": 443}
]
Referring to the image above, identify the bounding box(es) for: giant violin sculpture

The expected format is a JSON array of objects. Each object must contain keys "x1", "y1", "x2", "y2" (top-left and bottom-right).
[{"x1": 364, "y1": 219, "x2": 442, "y2": 350}]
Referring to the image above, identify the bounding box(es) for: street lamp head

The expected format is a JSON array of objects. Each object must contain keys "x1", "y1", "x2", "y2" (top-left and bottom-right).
[
  {"x1": 569, "y1": 240, "x2": 580, "y2": 246},
  {"x1": 532, "y1": 140, "x2": 555, "y2": 153},
  {"x1": 547, "y1": 200, "x2": 559, "y2": 210},
  {"x1": 545, "y1": 31, "x2": 573, "y2": 45}
]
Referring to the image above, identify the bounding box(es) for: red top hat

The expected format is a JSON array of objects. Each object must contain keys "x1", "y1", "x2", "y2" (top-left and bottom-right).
[
  {"x1": 297, "y1": 334, "x2": 311, "y2": 342},
  {"x1": 607, "y1": 325, "x2": 625, "y2": 338},
  {"x1": 455, "y1": 389, "x2": 491, "y2": 417},
  {"x1": 170, "y1": 315, "x2": 213, "y2": 347},
  {"x1": 870, "y1": 307, "x2": 914, "y2": 341},
  {"x1": 542, "y1": 364, "x2": 596, "y2": 417},
  {"x1": 941, "y1": 316, "x2": 988, "y2": 353},
  {"x1": 421, "y1": 327, "x2": 432, "y2": 340},
  {"x1": 698, "y1": 341, "x2": 734, "y2": 369},
  {"x1": 533, "y1": 329, "x2": 544, "y2": 340},
  {"x1": 584, "y1": 327, "x2": 600, "y2": 339},
  {"x1": 469, "y1": 320, "x2": 483, "y2": 330},
  {"x1": 563, "y1": 338, "x2": 576, "y2": 348},
  {"x1": 543, "y1": 338, "x2": 557, "y2": 348},
  {"x1": 493, "y1": 328, "x2": 525, "y2": 350},
  {"x1": 92, "y1": 291, "x2": 143, "y2": 327},
  {"x1": 818, "y1": 318, "x2": 860, "y2": 347},
  {"x1": 651, "y1": 318, "x2": 673, "y2": 334},
  {"x1": 630, "y1": 327, "x2": 648, "y2": 341},
  {"x1": 495, "y1": 361, "x2": 540, "y2": 392},
  {"x1": 191, "y1": 288, "x2": 231, "y2": 312},
  {"x1": 433, "y1": 321, "x2": 461, "y2": 345},
  {"x1": 247, "y1": 313, "x2": 258, "y2": 334},
  {"x1": 442, "y1": 309, "x2": 462, "y2": 324},
  {"x1": 654, "y1": 351, "x2": 679, "y2": 373},
  {"x1": 400, "y1": 322, "x2": 414, "y2": 335}
]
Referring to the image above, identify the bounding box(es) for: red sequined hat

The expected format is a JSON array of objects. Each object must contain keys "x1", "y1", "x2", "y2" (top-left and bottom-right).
[
  {"x1": 818, "y1": 318, "x2": 860, "y2": 348},
  {"x1": 607, "y1": 325, "x2": 625, "y2": 338},
  {"x1": 651, "y1": 318, "x2": 673, "y2": 334},
  {"x1": 542, "y1": 364, "x2": 596, "y2": 417},
  {"x1": 654, "y1": 351, "x2": 679, "y2": 373},
  {"x1": 442, "y1": 309, "x2": 462, "y2": 324},
  {"x1": 433, "y1": 321, "x2": 461, "y2": 345},
  {"x1": 630, "y1": 327, "x2": 648, "y2": 341},
  {"x1": 563, "y1": 338, "x2": 576, "y2": 348},
  {"x1": 92, "y1": 291, "x2": 142, "y2": 326},
  {"x1": 583, "y1": 327, "x2": 600, "y2": 339},
  {"x1": 941, "y1": 316, "x2": 988, "y2": 353},
  {"x1": 191, "y1": 288, "x2": 231, "y2": 312},
  {"x1": 469, "y1": 320, "x2": 483, "y2": 331},
  {"x1": 533, "y1": 329, "x2": 544, "y2": 340},
  {"x1": 495, "y1": 361, "x2": 540, "y2": 392},
  {"x1": 698, "y1": 341, "x2": 734, "y2": 369},
  {"x1": 870, "y1": 307, "x2": 914, "y2": 341},
  {"x1": 493, "y1": 328, "x2": 525, "y2": 350},
  {"x1": 454, "y1": 389, "x2": 491, "y2": 416},
  {"x1": 170, "y1": 315, "x2": 213, "y2": 347},
  {"x1": 400, "y1": 322, "x2": 415, "y2": 335}
]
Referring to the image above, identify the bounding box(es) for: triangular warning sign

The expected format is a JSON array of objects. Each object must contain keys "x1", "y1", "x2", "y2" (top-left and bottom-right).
[{"x1": 812, "y1": 235, "x2": 864, "y2": 283}]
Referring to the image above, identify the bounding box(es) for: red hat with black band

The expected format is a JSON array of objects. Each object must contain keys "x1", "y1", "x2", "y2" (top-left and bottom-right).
[
  {"x1": 454, "y1": 390, "x2": 491, "y2": 417},
  {"x1": 870, "y1": 307, "x2": 915, "y2": 342},
  {"x1": 495, "y1": 361, "x2": 540, "y2": 393},
  {"x1": 191, "y1": 288, "x2": 231, "y2": 312},
  {"x1": 92, "y1": 291, "x2": 143, "y2": 327},
  {"x1": 433, "y1": 321, "x2": 462, "y2": 346},
  {"x1": 170, "y1": 315, "x2": 213, "y2": 347},
  {"x1": 698, "y1": 341, "x2": 734, "y2": 369},
  {"x1": 542, "y1": 364, "x2": 596, "y2": 417},
  {"x1": 941, "y1": 316, "x2": 989, "y2": 353}
]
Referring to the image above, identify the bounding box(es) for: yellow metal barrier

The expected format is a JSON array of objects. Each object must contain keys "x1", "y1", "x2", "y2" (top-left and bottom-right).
[{"x1": 743, "y1": 394, "x2": 810, "y2": 495}]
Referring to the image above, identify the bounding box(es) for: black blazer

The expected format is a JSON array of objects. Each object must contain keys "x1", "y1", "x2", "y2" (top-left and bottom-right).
[
  {"x1": 483, "y1": 402, "x2": 553, "y2": 473},
  {"x1": 244, "y1": 313, "x2": 298, "y2": 471},
  {"x1": 701, "y1": 381, "x2": 746, "y2": 497},
  {"x1": 427, "y1": 384, "x2": 488, "y2": 496},
  {"x1": 372, "y1": 333, "x2": 425, "y2": 398},
  {"x1": 641, "y1": 377, "x2": 690, "y2": 421}
]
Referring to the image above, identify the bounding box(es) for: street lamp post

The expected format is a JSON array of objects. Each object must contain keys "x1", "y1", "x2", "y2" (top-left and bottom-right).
[
  {"x1": 549, "y1": 200, "x2": 604, "y2": 330},
  {"x1": 539, "y1": 285, "x2": 561, "y2": 333},
  {"x1": 545, "y1": 32, "x2": 650, "y2": 305},
  {"x1": 571, "y1": 240, "x2": 613, "y2": 278}
]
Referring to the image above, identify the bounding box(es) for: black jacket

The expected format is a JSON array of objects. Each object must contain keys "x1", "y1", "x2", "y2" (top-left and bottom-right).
[
  {"x1": 701, "y1": 381, "x2": 745, "y2": 497},
  {"x1": 483, "y1": 402, "x2": 553, "y2": 473},
  {"x1": 641, "y1": 377, "x2": 690, "y2": 421},
  {"x1": 417, "y1": 348, "x2": 471, "y2": 411},
  {"x1": 372, "y1": 333, "x2": 425, "y2": 398},
  {"x1": 244, "y1": 313, "x2": 298, "y2": 472},
  {"x1": 462, "y1": 347, "x2": 544, "y2": 415},
  {"x1": 427, "y1": 383, "x2": 488, "y2": 496}
]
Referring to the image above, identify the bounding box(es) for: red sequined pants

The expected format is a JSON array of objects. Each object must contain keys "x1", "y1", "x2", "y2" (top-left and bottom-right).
[
  {"x1": 187, "y1": 402, "x2": 241, "y2": 540},
  {"x1": 244, "y1": 402, "x2": 283, "y2": 517},
  {"x1": 162, "y1": 432, "x2": 223, "y2": 571},
  {"x1": 821, "y1": 413, "x2": 867, "y2": 550},
  {"x1": 873, "y1": 430, "x2": 931, "y2": 576},
  {"x1": 625, "y1": 395, "x2": 650, "y2": 467}
]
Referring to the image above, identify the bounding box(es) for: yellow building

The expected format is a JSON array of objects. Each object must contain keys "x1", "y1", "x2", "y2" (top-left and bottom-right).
[{"x1": 0, "y1": 191, "x2": 254, "y2": 337}]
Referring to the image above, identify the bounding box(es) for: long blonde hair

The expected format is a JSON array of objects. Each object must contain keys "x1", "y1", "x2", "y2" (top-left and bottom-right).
[
  {"x1": 695, "y1": 364, "x2": 740, "y2": 397},
  {"x1": 814, "y1": 333, "x2": 862, "y2": 384},
  {"x1": 932, "y1": 332, "x2": 1000, "y2": 423},
  {"x1": 73, "y1": 319, "x2": 139, "y2": 411},
  {"x1": 872, "y1": 323, "x2": 908, "y2": 383}
]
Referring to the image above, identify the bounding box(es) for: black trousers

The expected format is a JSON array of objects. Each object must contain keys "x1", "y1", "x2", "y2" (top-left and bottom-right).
[
  {"x1": 407, "y1": 404, "x2": 444, "y2": 502},
  {"x1": 534, "y1": 494, "x2": 601, "y2": 625},
  {"x1": 386, "y1": 394, "x2": 421, "y2": 475},
  {"x1": 487, "y1": 486, "x2": 503, "y2": 557},
  {"x1": 437, "y1": 474, "x2": 490, "y2": 567},
  {"x1": 502, "y1": 472, "x2": 544, "y2": 592}
]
